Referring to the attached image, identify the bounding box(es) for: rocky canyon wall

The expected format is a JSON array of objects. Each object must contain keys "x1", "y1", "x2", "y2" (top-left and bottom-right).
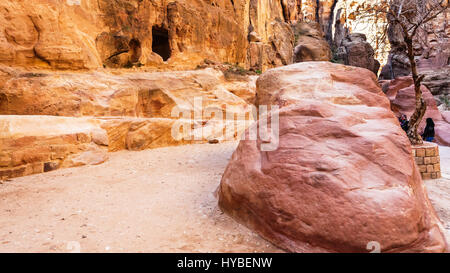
[
  {"x1": 0, "y1": 0, "x2": 301, "y2": 71},
  {"x1": 1, "y1": 1, "x2": 445, "y2": 75},
  {"x1": 379, "y1": 2, "x2": 449, "y2": 101},
  {"x1": 0, "y1": 0, "x2": 395, "y2": 72},
  {"x1": 299, "y1": 0, "x2": 448, "y2": 85},
  {"x1": 0, "y1": 0, "x2": 326, "y2": 179},
  {"x1": 296, "y1": 1, "x2": 390, "y2": 71},
  {"x1": 332, "y1": 0, "x2": 390, "y2": 66}
]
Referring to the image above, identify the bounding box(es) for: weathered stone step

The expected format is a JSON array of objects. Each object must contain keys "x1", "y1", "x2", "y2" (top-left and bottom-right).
[
  {"x1": 0, "y1": 115, "x2": 250, "y2": 179},
  {"x1": 0, "y1": 116, "x2": 105, "y2": 179}
]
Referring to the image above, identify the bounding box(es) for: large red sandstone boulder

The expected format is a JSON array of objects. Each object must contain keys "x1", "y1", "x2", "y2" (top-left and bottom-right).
[
  {"x1": 218, "y1": 62, "x2": 448, "y2": 253},
  {"x1": 384, "y1": 76, "x2": 450, "y2": 146}
]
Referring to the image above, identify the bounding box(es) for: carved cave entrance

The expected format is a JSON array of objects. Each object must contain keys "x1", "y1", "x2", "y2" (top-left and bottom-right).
[{"x1": 152, "y1": 26, "x2": 171, "y2": 61}]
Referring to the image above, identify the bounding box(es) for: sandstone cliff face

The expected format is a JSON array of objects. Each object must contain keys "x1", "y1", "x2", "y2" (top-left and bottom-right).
[
  {"x1": 323, "y1": 0, "x2": 448, "y2": 100},
  {"x1": 295, "y1": 1, "x2": 390, "y2": 71},
  {"x1": 300, "y1": 0, "x2": 337, "y2": 38},
  {"x1": 0, "y1": 0, "x2": 301, "y2": 71},
  {"x1": 247, "y1": 0, "x2": 296, "y2": 71},
  {"x1": 0, "y1": 0, "x2": 399, "y2": 72},
  {"x1": 381, "y1": 9, "x2": 449, "y2": 77},
  {"x1": 1, "y1": 1, "x2": 443, "y2": 76},
  {"x1": 332, "y1": 0, "x2": 390, "y2": 66}
]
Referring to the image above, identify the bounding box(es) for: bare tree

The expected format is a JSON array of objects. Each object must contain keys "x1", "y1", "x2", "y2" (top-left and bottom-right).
[{"x1": 365, "y1": 0, "x2": 448, "y2": 145}]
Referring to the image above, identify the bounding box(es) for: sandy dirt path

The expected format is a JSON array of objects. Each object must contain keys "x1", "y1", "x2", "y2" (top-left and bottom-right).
[
  {"x1": 0, "y1": 142, "x2": 449, "y2": 253},
  {"x1": 425, "y1": 146, "x2": 450, "y2": 242},
  {"x1": 0, "y1": 142, "x2": 281, "y2": 253}
]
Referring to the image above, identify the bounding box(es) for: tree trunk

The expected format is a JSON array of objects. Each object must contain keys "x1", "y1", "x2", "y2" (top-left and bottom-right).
[{"x1": 404, "y1": 35, "x2": 427, "y2": 145}]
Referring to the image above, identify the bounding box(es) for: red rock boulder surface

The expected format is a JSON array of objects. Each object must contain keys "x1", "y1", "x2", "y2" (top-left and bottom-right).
[
  {"x1": 218, "y1": 62, "x2": 448, "y2": 253},
  {"x1": 438, "y1": 111, "x2": 450, "y2": 146}
]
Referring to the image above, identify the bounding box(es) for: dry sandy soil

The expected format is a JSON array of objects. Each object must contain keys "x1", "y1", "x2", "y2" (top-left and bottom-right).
[
  {"x1": 0, "y1": 142, "x2": 449, "y2": 253},
  {"x1": 425, "y1": 145, "x2": 450, "y2": 241}
]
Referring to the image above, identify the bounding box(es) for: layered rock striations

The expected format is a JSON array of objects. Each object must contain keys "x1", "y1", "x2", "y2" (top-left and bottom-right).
[
  {"x1": 0, "y1": 65, "x2": 255, "y2": 178},
  {"x1": 0, "y1": 0, "x2": 299, "y2": 178}
]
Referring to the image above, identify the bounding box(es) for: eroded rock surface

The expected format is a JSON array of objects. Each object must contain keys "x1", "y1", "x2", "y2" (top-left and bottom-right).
[
  {"x1": 218, "y1": 62, "x2": 448, "y2": 253},
  {"x1": 335, "y1": 33, "x2": 380, "y2": 75},
  {"x1": 0, "y1": 0, "x2": 299, "y2": 71},
  {"x1": 0, "y1": 116, "x2": 106, "y2": 179},
  {"x1": 379, "y1": 0, "x2": 449, "y2": 100},
  {"x1": 0, "y1": 66, "x2": 255, "y2": 178},
  {"x1": 293, "y1": 22, "x2": 332, "y2": 62},
  {"x1": 384, "y1": 76, "x2": 450, "y2": 147},
  {"x1": 0, "y1": 66, "x2": 249, "y2": 117}
]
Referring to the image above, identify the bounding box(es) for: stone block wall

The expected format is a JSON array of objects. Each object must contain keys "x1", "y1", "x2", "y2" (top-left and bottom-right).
[
  {"x1": 0, "y1": 132, "x2": 95, "y2": 180},
  {"x1": 412, "y1": 142, "x2": 441, "y2": 180}
]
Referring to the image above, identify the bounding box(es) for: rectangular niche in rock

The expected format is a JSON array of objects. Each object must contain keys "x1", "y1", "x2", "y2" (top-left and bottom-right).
[{"x1": 152, "y1": 26, "x2": 171, "y2": 61}]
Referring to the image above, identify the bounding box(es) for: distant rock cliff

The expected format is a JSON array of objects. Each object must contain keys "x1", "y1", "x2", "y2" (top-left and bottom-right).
[{"x1": 379, "y1": 2, "x2": 449, "y2": 101}]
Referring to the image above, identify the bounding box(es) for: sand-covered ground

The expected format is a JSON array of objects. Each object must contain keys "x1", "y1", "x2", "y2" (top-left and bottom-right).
[
  {"x1": 0, "y1": 142, "x2": 449, "y2": 253},
  {"x1": 425, "y1": 146, "x2": 450, "y2": 242}
]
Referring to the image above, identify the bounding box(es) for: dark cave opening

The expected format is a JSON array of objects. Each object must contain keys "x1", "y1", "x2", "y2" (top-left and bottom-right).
[{"x1": 152, "y1": 26, "x2": 171, "y2": 61}]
